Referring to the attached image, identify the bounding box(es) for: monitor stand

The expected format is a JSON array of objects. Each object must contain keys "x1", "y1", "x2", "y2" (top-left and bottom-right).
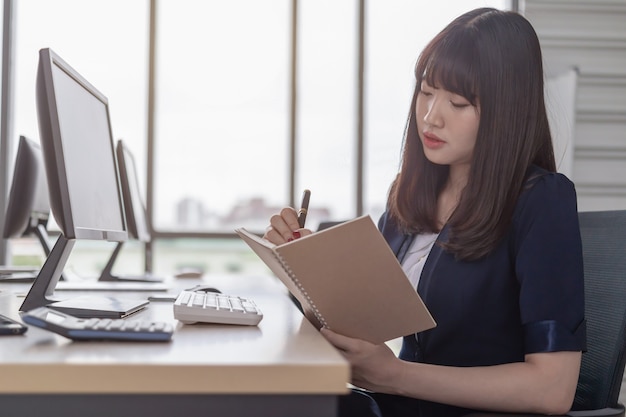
[
  {"x1": 20, "y1": 235, "x2": 148, "y2": 319},
  {"x1": 98, "y1": 241, "x2": 164, "y2": 283}
]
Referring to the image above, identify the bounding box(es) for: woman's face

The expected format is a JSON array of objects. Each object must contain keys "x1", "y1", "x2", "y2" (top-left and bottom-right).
[{"x1": 416, "y1": 80, "x2": 480, "y2": 170}]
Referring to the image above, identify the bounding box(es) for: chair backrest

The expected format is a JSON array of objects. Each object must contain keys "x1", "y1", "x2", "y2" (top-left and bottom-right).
[
  {"x1": 317, "y1": 220, "x2": 346, "y2": 232},
  {"x1": 573, "y1": 210, "x2": 626, "y2": 411}
]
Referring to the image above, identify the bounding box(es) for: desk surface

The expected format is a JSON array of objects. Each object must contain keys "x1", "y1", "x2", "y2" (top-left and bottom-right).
[{"x1": 0, "y1": 273, "x2": 349, "y2": 396}]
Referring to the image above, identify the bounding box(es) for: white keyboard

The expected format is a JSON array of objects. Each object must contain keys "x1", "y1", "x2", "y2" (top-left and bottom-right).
[{"x1": 173, "y1": 290, "x2": 263, "y2": 326}]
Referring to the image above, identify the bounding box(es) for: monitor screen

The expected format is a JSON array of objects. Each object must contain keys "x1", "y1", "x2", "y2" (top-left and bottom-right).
[
  {"x1": 3, "y1": 136, "x2": 50, "y2": 239},
  {"x1": 36, "y1": 48, "x2": 127, "y2": 241},
  {"x1": 117, "y1": 140, "x2": 150, "y2": 242}
]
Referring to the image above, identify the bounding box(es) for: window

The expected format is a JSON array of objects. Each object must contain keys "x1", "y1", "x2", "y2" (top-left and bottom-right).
[
  {"x1": 296, "y1": 1, "x2": 357, "y2": 225},
  {"x1": 153, "y1": 0, "x2": 509, "y2": 234},
  {"x1": 153, "y1": 0, "x2": 291, "y2": 233},
  {"x1": 11, "y1": 0, "x2": 148, "y2": 275},
  {"x1": 14, "y1": 0, "x2": 148, "y2": 168},
  {"x1": 5, "y1": 1, "x2": 509, "y2": 274}
]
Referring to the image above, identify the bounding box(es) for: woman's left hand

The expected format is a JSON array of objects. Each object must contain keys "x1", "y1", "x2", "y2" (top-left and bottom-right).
[{"x1": 320, "y1": 327, "x2": 402, "y2": 393}]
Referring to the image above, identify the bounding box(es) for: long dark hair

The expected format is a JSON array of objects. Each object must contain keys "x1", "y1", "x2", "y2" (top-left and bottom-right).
[{"x1": 388, "y1": 8, "x2": 556, "y2": 261}]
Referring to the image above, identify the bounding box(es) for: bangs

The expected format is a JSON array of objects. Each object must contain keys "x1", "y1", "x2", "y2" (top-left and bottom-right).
[{"x1": 417, "y1": 30, "x2": 479, "y2": 105}]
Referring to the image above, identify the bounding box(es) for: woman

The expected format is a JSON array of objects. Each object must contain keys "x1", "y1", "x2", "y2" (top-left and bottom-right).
[{"x1": 264, "y1": 8, "x2": 585, "y2": 417}]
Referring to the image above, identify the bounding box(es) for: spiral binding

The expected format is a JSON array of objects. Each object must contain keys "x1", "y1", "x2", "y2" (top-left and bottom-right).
[{"x1": 273, "y1": 252, "x2": 328, "y2": 329}]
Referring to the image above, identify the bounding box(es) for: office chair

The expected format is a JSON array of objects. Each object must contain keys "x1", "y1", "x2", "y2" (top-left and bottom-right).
[
  {"x1": 467, "y1": 209, "x2": 626, "y2": 417},
  {"x1": 317, "y1": 220, "x2": 347, "y2": 231}
]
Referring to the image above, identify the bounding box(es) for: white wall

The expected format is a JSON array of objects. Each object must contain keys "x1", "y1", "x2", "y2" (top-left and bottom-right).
[{"x1": 522, "y1": 0, "x2": 626, "y2": 211}]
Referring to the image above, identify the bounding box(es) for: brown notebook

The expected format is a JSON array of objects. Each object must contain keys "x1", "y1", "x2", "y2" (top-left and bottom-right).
[{"x1": 235, "y1": 215, "x2": 436, "y2": 344}]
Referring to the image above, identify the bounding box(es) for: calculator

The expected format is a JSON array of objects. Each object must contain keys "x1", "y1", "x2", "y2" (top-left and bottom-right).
[
  {"x1": 21, "y1": 306, "x2": 174, "y2": 342},
  {"x1": 0, "y1": 313, "x2": 28, "y2": 335}
]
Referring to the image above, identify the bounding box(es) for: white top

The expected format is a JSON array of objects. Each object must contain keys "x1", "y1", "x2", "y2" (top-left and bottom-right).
[{"x1": 401, "y1": 233, "x2": 439, "y2": 290}]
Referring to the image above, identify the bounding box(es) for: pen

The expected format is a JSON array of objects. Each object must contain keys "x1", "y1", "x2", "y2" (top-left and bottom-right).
[{"x1": 297, "y1": 189, "x2": 311, "y2": 228}]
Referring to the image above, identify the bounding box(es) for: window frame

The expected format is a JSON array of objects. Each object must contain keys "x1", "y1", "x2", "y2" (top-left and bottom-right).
[{"x1": 0, "y1": 0, "x2": 517, "y2": 266}]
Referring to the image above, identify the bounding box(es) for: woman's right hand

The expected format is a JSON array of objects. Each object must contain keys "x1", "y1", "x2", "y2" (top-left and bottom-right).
[{"x1": 263, "y1": 207, "x2": 312, "y2": 245}]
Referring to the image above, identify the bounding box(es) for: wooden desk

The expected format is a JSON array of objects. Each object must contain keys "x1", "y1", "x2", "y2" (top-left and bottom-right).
[{"x1": 0, "y1": 273, "x2": 350, "y2": 417}]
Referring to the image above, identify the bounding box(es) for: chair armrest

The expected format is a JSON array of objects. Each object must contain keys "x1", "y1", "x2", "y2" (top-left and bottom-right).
[
  {"x1": 463, "y1": 411, "x2": 569, "y2": 417},
  {"x1": 464, "y1": 406, "x2": 625, "y2": 417}
]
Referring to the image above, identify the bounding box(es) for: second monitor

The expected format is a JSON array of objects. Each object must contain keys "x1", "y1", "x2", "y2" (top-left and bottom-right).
[
  {"x1": 1, "y1": 135, "x2": 51, "y2": 281},
  {"x1": 97, "y1": 139, "x2": 163, "y2": 283}
]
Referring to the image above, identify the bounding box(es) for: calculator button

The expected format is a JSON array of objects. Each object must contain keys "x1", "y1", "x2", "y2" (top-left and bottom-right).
[
  {"x1": 84, "y1": 318, "x2": 100, "y2": 328},
  {"x1": 108, "y1": 320, "x2": 125, "y2": 330}
]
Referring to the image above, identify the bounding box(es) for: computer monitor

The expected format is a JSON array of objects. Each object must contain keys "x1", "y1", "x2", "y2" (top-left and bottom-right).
[
  {"x1": 20, "y1": 48, "x2": 148, "y2": 318},
  {"x1": 1, "y1": 135, "x2": 62, "y2": 281},
  {"x1": 3, "y1": 136, "x2": 49, "y2": 242},
  {"x1": 98, "y1": 139, "x2": 162, "y2": 282}
]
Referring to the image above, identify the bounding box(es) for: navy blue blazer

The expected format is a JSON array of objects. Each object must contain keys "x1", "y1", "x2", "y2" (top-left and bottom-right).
[{"x1": 377, "y1": 166, "x2": 586, "y2": 416}]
